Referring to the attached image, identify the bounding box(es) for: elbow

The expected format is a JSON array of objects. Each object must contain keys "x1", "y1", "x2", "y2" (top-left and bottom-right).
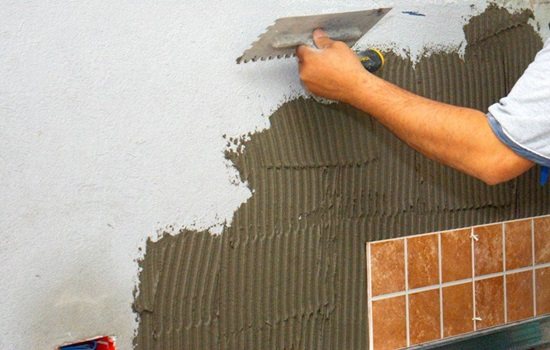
[
  {"x1": 478, "y1": 172, "x2": 510, "y2": 186},
  {"x1": 473, "y1": 155, "x2": 533, "y2": 186}
]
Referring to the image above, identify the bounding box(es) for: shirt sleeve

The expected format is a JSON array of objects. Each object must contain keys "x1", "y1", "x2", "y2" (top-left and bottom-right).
[{"x1": 487, "y1": 38, "x2": 550, "y2": 167}]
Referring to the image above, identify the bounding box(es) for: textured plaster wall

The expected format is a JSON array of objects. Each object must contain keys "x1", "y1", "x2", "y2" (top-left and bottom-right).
[{"x1": 0, "y1": 1, "x2": 548, "y2": 349}]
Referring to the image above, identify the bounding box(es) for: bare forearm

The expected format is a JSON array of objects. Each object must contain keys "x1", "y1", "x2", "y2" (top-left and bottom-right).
[
  {"x1": 297, "y1": 30, "x2": 533, "y2": 184},
  {"x1": 347, "y1": 72, "x2": 533, "y2": 184}
]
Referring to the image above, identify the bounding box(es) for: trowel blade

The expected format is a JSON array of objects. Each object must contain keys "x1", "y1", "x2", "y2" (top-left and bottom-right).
[{"x1": 237, "y1": 8, "x2": 391, "y2": 64}]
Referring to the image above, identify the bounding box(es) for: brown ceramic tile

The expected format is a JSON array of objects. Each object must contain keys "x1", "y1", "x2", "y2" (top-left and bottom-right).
[
  {"x1": 474, "y1": 224, "x2": 503, "y2": 276},
  {"x1": 408, "y1": 234, "x2": 439, "y2": 289},
  {"x1": 372, "y1": 296, "x2": 407, "y2": 350},
  {"x1": 475, "y1": 276, "x2": 505, "y2": 330},
  {"x1": 442, "y1": 282, "x2": 474, "y2": 337},
  {"x1": 370, "y1": 239, "x2": 405, "y2": 296},
  {"x1": 536, "y1": 267, "x2": 550, "y2": 315},
  {"x1": 505, "y1": 220, "x2": 533, "y2": 271},
  {"x1": 506, "y1": 271, "x2": 534, "y2": 322},
  {"x1": 409, "y1": 289, "x2": 441, "y2": 345},
  {"x1": 441, "y1": 229, "x2": 472, "y2": 283},
  {"x1": 534, "y1": 217, "x2": 550, "y2": 264}
]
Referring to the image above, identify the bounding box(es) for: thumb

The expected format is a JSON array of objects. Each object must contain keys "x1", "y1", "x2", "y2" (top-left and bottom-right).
[
  {"x1": 312, "y1": 29, "x2": 334, "y2": 49},
  {"x1": 296, "y1": 44, "x2": 308, "y2": 62}
]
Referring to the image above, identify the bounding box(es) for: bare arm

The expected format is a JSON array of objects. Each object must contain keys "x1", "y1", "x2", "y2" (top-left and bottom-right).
[{"x1": 297, "y1": 30, "x2": 533, "y2": 185}]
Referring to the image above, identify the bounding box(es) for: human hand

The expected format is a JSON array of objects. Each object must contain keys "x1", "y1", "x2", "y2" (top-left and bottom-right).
[{"x1": 296, "y1": 29, "x2": 370, "y2": 103}]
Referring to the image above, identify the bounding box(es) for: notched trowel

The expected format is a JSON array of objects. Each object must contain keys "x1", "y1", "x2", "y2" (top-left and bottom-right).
[{"x1": 237, "y1": 8, "x2": 391, "y2": 72}]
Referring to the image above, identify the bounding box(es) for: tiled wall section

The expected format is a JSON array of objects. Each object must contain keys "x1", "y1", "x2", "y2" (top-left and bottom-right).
[{"x1": 366, "y1": 215, "x2": 550, "y2": 350}]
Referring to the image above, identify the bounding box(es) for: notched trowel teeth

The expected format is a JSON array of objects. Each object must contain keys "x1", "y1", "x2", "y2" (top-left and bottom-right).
[
  {"x1": 236, "y1": 8, "x2": 391, "y2": 64},
  {"x1": 237, "y1": 22, "x2": 278, "y2": 64},
  {"x1": 237, "y1": 23, "x2": 278, "y2": 64}
]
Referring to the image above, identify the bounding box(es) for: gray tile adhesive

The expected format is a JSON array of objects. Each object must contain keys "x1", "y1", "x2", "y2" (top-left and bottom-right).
[{"x1": 133, "y1": 6, "x2": 550, "y2": 349}]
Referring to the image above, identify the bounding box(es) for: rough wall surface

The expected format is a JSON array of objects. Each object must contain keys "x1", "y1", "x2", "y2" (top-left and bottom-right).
[{"x1": 134, "y1": 7, "x2": 550, "y2": 350}]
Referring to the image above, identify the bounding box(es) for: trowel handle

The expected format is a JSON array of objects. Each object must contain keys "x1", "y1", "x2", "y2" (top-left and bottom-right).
[{"x1": 357, "y1": 49, "x2": 385, "y2": 73}]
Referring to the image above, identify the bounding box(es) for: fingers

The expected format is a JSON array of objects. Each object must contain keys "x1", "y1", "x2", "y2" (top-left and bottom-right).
[{"x1": 312, "y1": 28, "x2": 334, "y2": 49}]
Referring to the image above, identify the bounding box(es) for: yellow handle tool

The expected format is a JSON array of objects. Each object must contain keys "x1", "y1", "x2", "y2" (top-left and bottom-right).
[{"x1": 358, "y1": 48, "x2": 385, "y2": 73}]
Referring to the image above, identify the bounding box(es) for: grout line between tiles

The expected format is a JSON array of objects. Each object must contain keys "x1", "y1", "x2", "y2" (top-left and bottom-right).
[
  {"x1": 371, "y1": 286, "x2": 433, "y2": 301},
  {"x1": 477, "y1": 268, "x2": 529, "y2": 280},
  {"x1": 372, "y1": 283, "x2": 447, "y2": 301},
  {"x1": 502, "y1": 223, "x2": 508, "y2": 323},
  {"x1": 366, "y1": 243, "x2": 374, "y2": 350},
  {"x1": 475, "y1": 271, "x2": 507, "y2": 281},
  {"x1": 534, "y1": 262, "x2": 550, "y2": 270},
  {"x1": 441, "y1": 277, "x2": 474, "y2": 287},
  {"x1": 371, "y1": 290, "x2": 407, "y2": 301},
  {"x1": 438, "y1": 232, "x2": 444, "y2": 340},
  {"x1": 471, "y1": 227, "x2": 477, "y2": 332},
  {"x1": 371, "y1": 262, "x2": 550, "y2": 302},
  {"x1": 404, "y1": 238, "x2": 410, "y2": 348}
]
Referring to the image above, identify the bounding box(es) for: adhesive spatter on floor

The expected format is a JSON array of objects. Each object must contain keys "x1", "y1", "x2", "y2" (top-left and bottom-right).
[{"x1": 133, "y1": 7, "x2": 550, "y2": 349}]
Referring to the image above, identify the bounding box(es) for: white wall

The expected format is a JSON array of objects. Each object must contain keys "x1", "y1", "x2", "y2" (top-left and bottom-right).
[{"x1": 1, "y1": 1, "x2": 548, "y2": 349}]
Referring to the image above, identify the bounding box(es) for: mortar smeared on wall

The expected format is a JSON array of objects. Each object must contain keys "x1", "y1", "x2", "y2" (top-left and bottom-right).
[{"x1": 134, "y1": 6, "x2": 550, "y2": 349}]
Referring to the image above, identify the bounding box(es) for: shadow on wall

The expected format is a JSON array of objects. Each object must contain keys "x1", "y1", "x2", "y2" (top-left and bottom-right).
[{"x1": 133, "y1": 6, "x2": 550, "y2": 350}]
